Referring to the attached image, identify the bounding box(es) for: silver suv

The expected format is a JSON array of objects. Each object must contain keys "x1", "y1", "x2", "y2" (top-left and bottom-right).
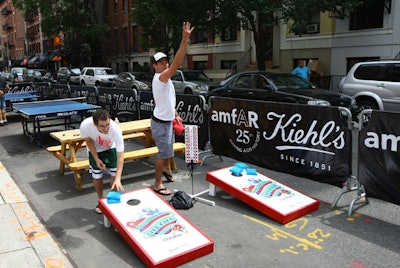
[
  {"x1": 340, "y1": 61, "x2": 400, "y2": 112},
  {"x1": 171, "y1": 69, "x2": 219, "y2": 95},
  {"x1": 80, "y1": 67, "x2": 116, "y2": 87}
]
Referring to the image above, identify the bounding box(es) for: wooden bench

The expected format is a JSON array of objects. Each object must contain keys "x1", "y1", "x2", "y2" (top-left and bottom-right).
[{"x1": 68, "y1": 142, "x2": 186, "y2": 191}]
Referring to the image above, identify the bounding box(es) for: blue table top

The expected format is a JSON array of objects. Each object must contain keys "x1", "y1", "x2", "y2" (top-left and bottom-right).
[
  {"x1": 5, "y1": 92, "x2": 40, "y2": 101},
  {"x1": 13, "y1": 99, "x2": 100, "y2": 118}
]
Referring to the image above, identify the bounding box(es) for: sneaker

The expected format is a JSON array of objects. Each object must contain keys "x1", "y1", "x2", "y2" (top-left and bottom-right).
[
  {"x1": 3, "y1": 121, "x2": 8, "y2": 125},
  {"x1": 95, "y1": 205, "x2": 102, "y2": 214},
  {"x1": 0, "y1": 122, "x2": 4, "y2": 127}
]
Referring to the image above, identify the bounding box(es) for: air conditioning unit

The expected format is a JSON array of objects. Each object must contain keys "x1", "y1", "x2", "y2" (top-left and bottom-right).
[{"x1": 306, "y1": 24, "x2": 319, "y2": 33}]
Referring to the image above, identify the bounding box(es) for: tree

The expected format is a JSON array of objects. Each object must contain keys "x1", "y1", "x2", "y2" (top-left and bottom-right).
[
  {"x1": 133, "y1": 0, "x2": 215, "y2": 57},
  {"x1": 134, "y1": 0, "x2": 362, "y2": 71},
  {"x1": 12, "y1": 0, "x2": 108, "y2": 67}
]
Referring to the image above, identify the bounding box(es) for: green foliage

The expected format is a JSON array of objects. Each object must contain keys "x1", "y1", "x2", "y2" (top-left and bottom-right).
[{"x1": 12, "y1": 0, "x2": 102, "y2": 38}]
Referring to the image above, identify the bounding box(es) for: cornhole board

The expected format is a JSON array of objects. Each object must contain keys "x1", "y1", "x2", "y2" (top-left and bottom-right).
[
  {"x1": 98, "y1": 187, "x2": 214, "y2": 268},
  {"x1": 206, "y1": 167, "x2": 320, "y2": 224}
]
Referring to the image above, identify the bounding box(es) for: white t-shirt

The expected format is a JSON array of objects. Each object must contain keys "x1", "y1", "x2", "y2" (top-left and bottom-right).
[
  {"x1": 152, "y1": 73, "x2": 176, "y2": 121},
  {"x1": 80, "y1": 117, "x2": 124, "y2": 153}
]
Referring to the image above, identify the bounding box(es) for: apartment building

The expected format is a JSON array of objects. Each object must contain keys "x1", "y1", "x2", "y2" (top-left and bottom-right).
[
  {"x1": 2, "y1": 0, "x2": 398, "y2": 85},
  {"x1": 278, "y1": 0, "x2": 400, "y2": 86}
]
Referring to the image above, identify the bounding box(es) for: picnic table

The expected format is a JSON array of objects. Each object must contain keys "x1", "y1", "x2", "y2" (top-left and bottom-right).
[{"x1": 48, "y1": 119, "x2": 185, "y2": 190}]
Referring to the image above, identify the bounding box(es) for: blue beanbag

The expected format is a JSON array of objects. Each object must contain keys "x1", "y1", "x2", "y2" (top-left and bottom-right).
[
  {"x1": 106, "y1": 191, "x2": 122, "y2": 204},
  {"x1": 246, "y1": 168, "x2": 257, "y2": 175},
  {"x1": 230, "y1": 166, "x2": 243, "y2": 176},
  {"x1": 234, "y1": 162, "x2": 249, "y2": 169}
]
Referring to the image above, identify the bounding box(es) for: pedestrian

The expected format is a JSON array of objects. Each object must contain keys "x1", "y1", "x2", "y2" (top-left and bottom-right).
[
  {"x1": 292, "y1": 60, "x2": 311, "y2": 81},
  {"x1": 79, "y1": 109, "x2": 125, "y2": 214},
  {"x1": 0, "y1": 75, "x2": 10, "y2": 126},
  {"x1": 150, "y1": 21, "x2": 194, "y2": 195}
]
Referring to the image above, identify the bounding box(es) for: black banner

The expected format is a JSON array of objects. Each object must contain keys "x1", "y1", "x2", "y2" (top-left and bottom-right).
[
  {"x1": 69, "y1": 85, "x2": 98, "y2": 105},
  {"x1": 176, "y1": 94, "x2": 208, "y2": 149},
  {"x1": 50, "y1": 84, "x2": 70, "y2": 99},
  {"x1": 358, "y1": 111, "x2": 400, "y2": 205},
  {"x1": 9, "y1": 83, "x2": 36, "y2": 94},
  {"x1": 209, "y1": 97, "x2": 352, "y2": 185},
  {"x1": 97, "y1": 87, "x2": 139, "y2": 121}
]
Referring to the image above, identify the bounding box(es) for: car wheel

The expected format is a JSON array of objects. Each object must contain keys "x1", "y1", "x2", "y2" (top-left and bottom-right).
[
  {"x1": 184, "y1": 88, "x2": 193, "y2": 94},
  {"x1": 357, "y1": 99, "x2": 379, "y2": 111},
  {"x1": 81, "y1": 80, "x2": 85, "y2": 86},
  {"x1": 95, "y1": 81, "x2": 100, "y2": 87},
  {"x1": 357, "y1": 98, "x2": 379, "y2": 123}
]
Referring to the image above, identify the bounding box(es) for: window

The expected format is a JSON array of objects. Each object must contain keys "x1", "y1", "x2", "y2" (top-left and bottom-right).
[
  {"x1": 390, "y1": 64, "x2": 400, "y2": 82},
  {"x1": 194, "y1": 61, "x2": 207, "y2": 70},
  {"x1": 354, "y1": 63, "x2": 389, "y2": 81},
  {"x1": 346, "y1": 57, "x2": 380, "y2": 73},
  {"x1": 221, "y1": 27, "x2": 237, "y2": 41},
  {"x1": 350, "y1": 0, "x2": 384, "y2": 30},
  {"x1": 221, "y1": 60, "x2": 237, "y2": 70},
  {"x1": 192, "y1": 30, "x2": 208, "y2": 44},
  {"x1": 232, "y1": 75, "x2": 251, "y2": 88}
]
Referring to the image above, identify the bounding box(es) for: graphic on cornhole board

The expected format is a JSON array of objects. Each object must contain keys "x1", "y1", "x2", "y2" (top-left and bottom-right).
[
  {"x1": 206, "y1": 167, "x2": 320, "y2": 224},
  {"x1": 98, "y1": 187, "x2": 214, "y2": 267}
]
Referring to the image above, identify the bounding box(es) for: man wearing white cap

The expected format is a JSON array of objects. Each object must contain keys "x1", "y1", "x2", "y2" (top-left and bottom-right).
[{"x1": 151, "y1": 22, "x2": 194, "y2": 195}]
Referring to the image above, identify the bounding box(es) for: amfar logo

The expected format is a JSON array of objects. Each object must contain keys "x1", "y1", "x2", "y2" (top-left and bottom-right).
[
  {"x1": 210, "y1": 108, "x2": 259, "y2": 129},
  {"x1": 210, "y1": 108, "x2": 261, "y2": 153},
  {"x1": 364, "y1": 132, "x2": 400, "y2": 152}
]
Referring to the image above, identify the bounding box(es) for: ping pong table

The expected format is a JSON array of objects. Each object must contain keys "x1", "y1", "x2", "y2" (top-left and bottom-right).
[
  {"x1": 13, "y1": 98, "x2": 100, "y2": 147},
  {"x1": 5, "y1": 92, "x2": 40, "y2": 110}
]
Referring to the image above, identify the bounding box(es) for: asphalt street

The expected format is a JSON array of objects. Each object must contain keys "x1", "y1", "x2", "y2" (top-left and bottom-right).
[{"x1": 1, "y1": 112, "x2": 400, "y2": 268}]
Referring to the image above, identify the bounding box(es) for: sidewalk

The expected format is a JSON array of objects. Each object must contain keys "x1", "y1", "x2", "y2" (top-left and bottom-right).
[{"x1": 0, "y1": 161, "x2": 75, "y2": 268}]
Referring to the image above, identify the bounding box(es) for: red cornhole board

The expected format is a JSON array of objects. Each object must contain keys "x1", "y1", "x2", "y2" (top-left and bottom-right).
[
  {"x1": 206, "y1": 167, "x2": 320, "y2": 224},
  {"x1": 98, "y1": 187, "x2": 214, "y2": 267}
]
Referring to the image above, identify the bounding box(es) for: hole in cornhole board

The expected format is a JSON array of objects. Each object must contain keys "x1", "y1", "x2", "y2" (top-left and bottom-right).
[{"x1": 127, "y1": 199, "x2": 141, "y2": 206}]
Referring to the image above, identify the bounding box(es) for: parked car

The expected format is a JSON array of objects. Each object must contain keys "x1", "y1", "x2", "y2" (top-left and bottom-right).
[
  {"x1": 23, "y1": 69, "x2": 49, "y2": 82},
  {"x1": 1, "y1": 72, "x2": 13, "y2": 82},
  {"x1": 42, "y1": 72, "x2": 57, "y2": 83},
  {"x1": 112, "y1": 71, "x2": 152, "y2": 91},
  {"x1": 340, "y1": 61, "x2": 400, "y2": 113},
  {"x1": 171, "y1": 69, "x2": 219, "y2": 95},
  {"x1": 57, "y1": 67, "x2": 81, "y2": 85},
  {"x1": 208, "y1": 71, "x2": 358, "y2": 115},
  {"x1": 11, "y1": 67, "x2": 27, "y2": 82},
  {"x1": 80, "y1": 67, "x2": 116, "y2": 87}
]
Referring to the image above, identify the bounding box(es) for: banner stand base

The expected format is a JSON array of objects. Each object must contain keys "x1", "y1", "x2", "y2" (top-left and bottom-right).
[{"x1": 331, "y1": 175, "x2": 369, "y2": 216}]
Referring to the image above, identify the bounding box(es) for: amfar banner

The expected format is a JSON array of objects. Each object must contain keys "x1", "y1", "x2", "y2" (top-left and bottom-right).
[
  {"x1": 209, "y1": 97, "x2": 352, "y2": 185},
  {"x1": 358, "y1": 111, "x2": 400, "y2": 205}
]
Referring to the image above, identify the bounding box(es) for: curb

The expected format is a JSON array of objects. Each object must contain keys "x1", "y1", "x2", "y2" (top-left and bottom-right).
[{"x1": 0, "y1": 161, "x2": 75, "y2": 268}]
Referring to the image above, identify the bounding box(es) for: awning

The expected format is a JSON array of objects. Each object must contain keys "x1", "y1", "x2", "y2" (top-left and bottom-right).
[
  {"x1": 33, "y1": 55, "x2": 46, "y2": 68},
  {"x1": 52, "y1": 55, "x2": 62, "y2": 61},
  {"x1": 27, "y1": 55, "x2": 39, "y2": 67},
  {"x1": 21, "y1": 58, "x2": 29, "y2": 66}
]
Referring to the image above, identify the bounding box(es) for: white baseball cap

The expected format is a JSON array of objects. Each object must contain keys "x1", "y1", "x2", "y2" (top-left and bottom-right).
[{"x1": 153, "y1": 52, "x2": 168, "y2": 63}]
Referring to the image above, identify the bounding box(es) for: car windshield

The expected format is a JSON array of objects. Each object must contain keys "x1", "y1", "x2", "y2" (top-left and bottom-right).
[
  {"x1": 269, "y1": 74, "x2": 313, "y2": 89},
  {"x1": 95, "y1": 69, "x2": 113, "y2": 75},
  {"x1": 183, "y1": 71, "x2": 211, "y2": 82},
  {"x1": 71, "y1": 68, "x2": 81, "y2": 75}
]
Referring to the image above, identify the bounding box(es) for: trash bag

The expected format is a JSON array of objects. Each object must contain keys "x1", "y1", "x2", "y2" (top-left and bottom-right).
[{"x1": 169, "y1": 191, "x2": 193, "y2": 209}]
